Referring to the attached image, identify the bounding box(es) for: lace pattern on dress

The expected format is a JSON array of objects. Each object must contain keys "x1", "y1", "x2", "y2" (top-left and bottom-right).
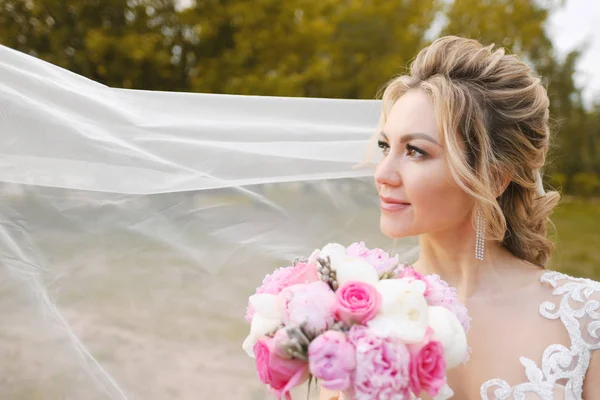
[{"x1": 480, "y1": 271, "x2": 600, "y2": 400}]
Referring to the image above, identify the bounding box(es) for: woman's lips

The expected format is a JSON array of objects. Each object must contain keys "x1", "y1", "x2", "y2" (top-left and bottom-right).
[{"x1": 380, "y1": 196, "x2": 411, "y2": 212}]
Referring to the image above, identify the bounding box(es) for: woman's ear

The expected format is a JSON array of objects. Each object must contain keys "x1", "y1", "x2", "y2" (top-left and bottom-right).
[{"x1": 494, "y1": 172, "x2": 513, "y2": 199}]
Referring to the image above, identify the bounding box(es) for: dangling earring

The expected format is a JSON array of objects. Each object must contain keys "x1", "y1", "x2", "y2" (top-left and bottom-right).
[{"x1": 475, "y1": 206, "x2": 485, "y2": 261}]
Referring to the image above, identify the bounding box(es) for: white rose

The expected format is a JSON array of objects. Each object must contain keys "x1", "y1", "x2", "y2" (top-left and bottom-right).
[
  {"x1": 335, "y1": 256, "x2": 380, "y2": 287},
  {"x1": 366, "y1": 278, "x2": 429, "y2": 343},
  {"x1": 318, "y1": 243, "x2": 347, "y2": 268},
  {"x1": 428, "y1": 306, "x2": 468, "y2": 369},
  {"x1": 242, "y1": 294, "x2": 283, "y2": 358}
]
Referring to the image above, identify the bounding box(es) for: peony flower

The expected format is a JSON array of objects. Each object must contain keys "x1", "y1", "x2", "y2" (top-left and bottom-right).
[
  {"x1": 272, "y1": 328, "x2": 293, "y2": 359},
  {"x1": 310, "y1": 243, "x2": 347, "y2": 266},
  {"x1": 390, "y1": 262, "x2": 411, "y2": 278},
  {"x1": 396, "y1": 266, "x2": 428, "y2": 286},
  {"x1": 450, "y1": 302, "x2": 471, "y2": 335},
  {"x1": 335, "y1": 257, "x2": 380, "y2": 287},
  {"x1": 366, "y1": 278, "x2": 429, "y2": 344},
  {"x1": 395, "y1": 269, "x2": 471, "y2": 334},
  {"x1": 254, "y1": 337, "x2": 310, "y2": 400},
  {"x1": 345, "y1": 325, "x2": 411, "y2": 399},
  {"x1": 308, "y1": 330, "x2": 356, "y2": 391},
  {"x1": 346, "y1": 242, "x2": 399, "y2": 275},
  {"x1": 280, "y1": 281, "x2": 336, "y2": 334},
  {"x1": 427, "y1": 306, "x2": 468, "y2": 369},
  {"x1": 408, "y1": 328, "x2": 446, "y2": 398},
  {"x1": 345, "y1": 242, "x2": 371, "y2": 259},
  {"x1": 243, "y1": 294, "x2": 284, "y2": 358},
  {"x1": 423, "y1": 274, "x2": 471, "y2": 333},
  {"x1": 246, "y1": 261, "x2": 319, "y2": 323},
  {"x1": 333, "y1": 281, "x2": 381, "y2": 325}
]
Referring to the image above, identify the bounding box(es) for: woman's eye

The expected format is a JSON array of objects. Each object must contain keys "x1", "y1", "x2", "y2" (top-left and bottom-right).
[
  {"x1": 406, "y1": 144, "x2": 427, "y2": 158},
  {"x1": 377, "y1": 140, "x2": 390, "y2": 155}
]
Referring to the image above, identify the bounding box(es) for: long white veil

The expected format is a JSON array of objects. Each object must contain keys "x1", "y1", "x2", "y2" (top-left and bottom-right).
[{"x1": 0, "y1": 45, "x2": 420, "y2": 399}]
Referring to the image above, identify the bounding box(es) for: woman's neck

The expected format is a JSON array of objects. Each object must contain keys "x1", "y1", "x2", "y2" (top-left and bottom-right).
[{"x1": 411, "y1": 232, "x2": 539, "y2": 301}]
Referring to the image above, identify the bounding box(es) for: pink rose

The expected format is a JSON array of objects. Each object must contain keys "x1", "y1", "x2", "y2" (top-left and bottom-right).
[
  {"x1": 280, "y1": 281, "x2": 336, "y2": 334},
  {"x1": 408, "y1": 328, "x2": 446, "y2": 398},
  {"x1": 254, "y1": 337, "x2": 310, "y2": 400},
  {"x1": 308, "y1": 330, "x2": 356, "y2": 391},
  {"x1": 346, "y1": 242, "x2": 399, "y2": 275},
  {"x1": 345, "y1": 325, "x2": 411, "y2": 399},
  {"x1": 333, "y1": 281, "x2": 381, "y2": 325},
  {"x1": 246, "y1": 262, "x2": 319, "y2": 323}
]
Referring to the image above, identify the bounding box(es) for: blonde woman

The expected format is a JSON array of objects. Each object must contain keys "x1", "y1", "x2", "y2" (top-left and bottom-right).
[{"x1": 322, "y1": 36, "x2": 600, "y2": 399}]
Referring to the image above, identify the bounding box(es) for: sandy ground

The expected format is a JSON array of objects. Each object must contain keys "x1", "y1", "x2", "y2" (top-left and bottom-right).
[
  {"x1": 0, "y1": 182, "x2": 410, "y2": 400},
  {"x1": 0, "y1": 262, "x2": 315, "y2": 400}
]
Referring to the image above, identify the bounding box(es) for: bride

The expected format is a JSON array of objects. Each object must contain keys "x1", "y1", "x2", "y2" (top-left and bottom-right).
[
  {"x1": 322, "y1": 36, "x2": 600, "y2": 399},
  {"x1": 0, "y1": 32, "x2": 598, "y2": 399}
]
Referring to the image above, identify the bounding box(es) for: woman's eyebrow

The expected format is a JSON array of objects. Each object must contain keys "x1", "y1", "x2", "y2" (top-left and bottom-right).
[{"x1": 379, "y1": 131, "x2": 442, "y2": 147}]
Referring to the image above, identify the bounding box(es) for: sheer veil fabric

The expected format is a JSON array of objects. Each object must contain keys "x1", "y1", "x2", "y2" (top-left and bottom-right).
[
  {"x1": 0, "y1": 45, "x2": 423, "y2": 399},
  {"x1": 0, "y1": 43, "x2": 566, "y2": 400}
]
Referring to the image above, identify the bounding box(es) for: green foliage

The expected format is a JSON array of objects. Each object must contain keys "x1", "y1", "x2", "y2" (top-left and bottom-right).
[
  {"x1": 0, "y1": 0, "x2": 440, "y2": 98},
  {"x1": 186, "y1": 0, "x2": 442, "y2": 98},
  {"x1": 0, "y1": 0, "x2": 194, "y2": 90},
  {"x1": 548, "y1": 172, "x2": 568, "y2": 192},
  {"x1": 441, "y1": 0, "x2": 554, "y2": 65},
  {"x1": 571, "y1": 172, "x2": 600, "y2": 197},
  {"x1": 551, "y1": 198, "x2": 600, "y2": 280}
]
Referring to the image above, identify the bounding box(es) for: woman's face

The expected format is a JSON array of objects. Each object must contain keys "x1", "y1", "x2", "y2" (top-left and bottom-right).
[{"x1": 374, "y1": 89, "x2": 474, "y2": 238}]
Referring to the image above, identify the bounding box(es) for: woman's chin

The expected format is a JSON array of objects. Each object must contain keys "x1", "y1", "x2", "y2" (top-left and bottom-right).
[{"x1": 379, "y1": 218, "x2": 414, "y2": 238}]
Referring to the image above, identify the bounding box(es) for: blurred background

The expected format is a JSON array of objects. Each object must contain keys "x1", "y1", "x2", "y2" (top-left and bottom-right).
[
  {"x1": 1, "y1": 0, "x2": 598, "y2": 276},
  {"x1": 0, "y1": 0, "x2": 599, "y2": 399}
]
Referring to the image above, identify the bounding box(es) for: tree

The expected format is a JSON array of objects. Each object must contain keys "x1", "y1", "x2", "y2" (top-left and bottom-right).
[
  {"x1": 187, "y1": 0, "x2": 442, "y2": 98},
  {"x1": 0, "y1": 0, "x2": 193, "y2": 90}
]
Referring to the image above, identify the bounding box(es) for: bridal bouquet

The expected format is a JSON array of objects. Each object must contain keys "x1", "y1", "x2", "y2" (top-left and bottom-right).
[{"x1": 243, "y1": 242, "x2": 471, "y2": 400}]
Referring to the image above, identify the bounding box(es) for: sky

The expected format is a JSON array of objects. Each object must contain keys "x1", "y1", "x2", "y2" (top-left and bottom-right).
[{"x1": 547, "y1": 0, "x2": 600, "y2": 106}]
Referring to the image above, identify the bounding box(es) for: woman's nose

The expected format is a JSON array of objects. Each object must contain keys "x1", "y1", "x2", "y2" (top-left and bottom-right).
[{"x1": 374, "y1": 156, "x2": 401, "y2": 187}]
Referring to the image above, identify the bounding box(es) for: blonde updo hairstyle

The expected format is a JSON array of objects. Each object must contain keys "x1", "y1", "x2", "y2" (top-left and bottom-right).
[{"x1": 378, "y1": 36, "x2": 560, "y2": 267}]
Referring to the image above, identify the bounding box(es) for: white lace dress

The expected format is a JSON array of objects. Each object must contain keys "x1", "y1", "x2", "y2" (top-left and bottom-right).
[{"x1": 431, "y1": 270, "x2": 600, "y2": 400}]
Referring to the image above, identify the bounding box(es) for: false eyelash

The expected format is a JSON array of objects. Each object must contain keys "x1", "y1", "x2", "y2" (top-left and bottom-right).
[{"x1": 406, "y1": 144, "x2": 427, "y2": 157}]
